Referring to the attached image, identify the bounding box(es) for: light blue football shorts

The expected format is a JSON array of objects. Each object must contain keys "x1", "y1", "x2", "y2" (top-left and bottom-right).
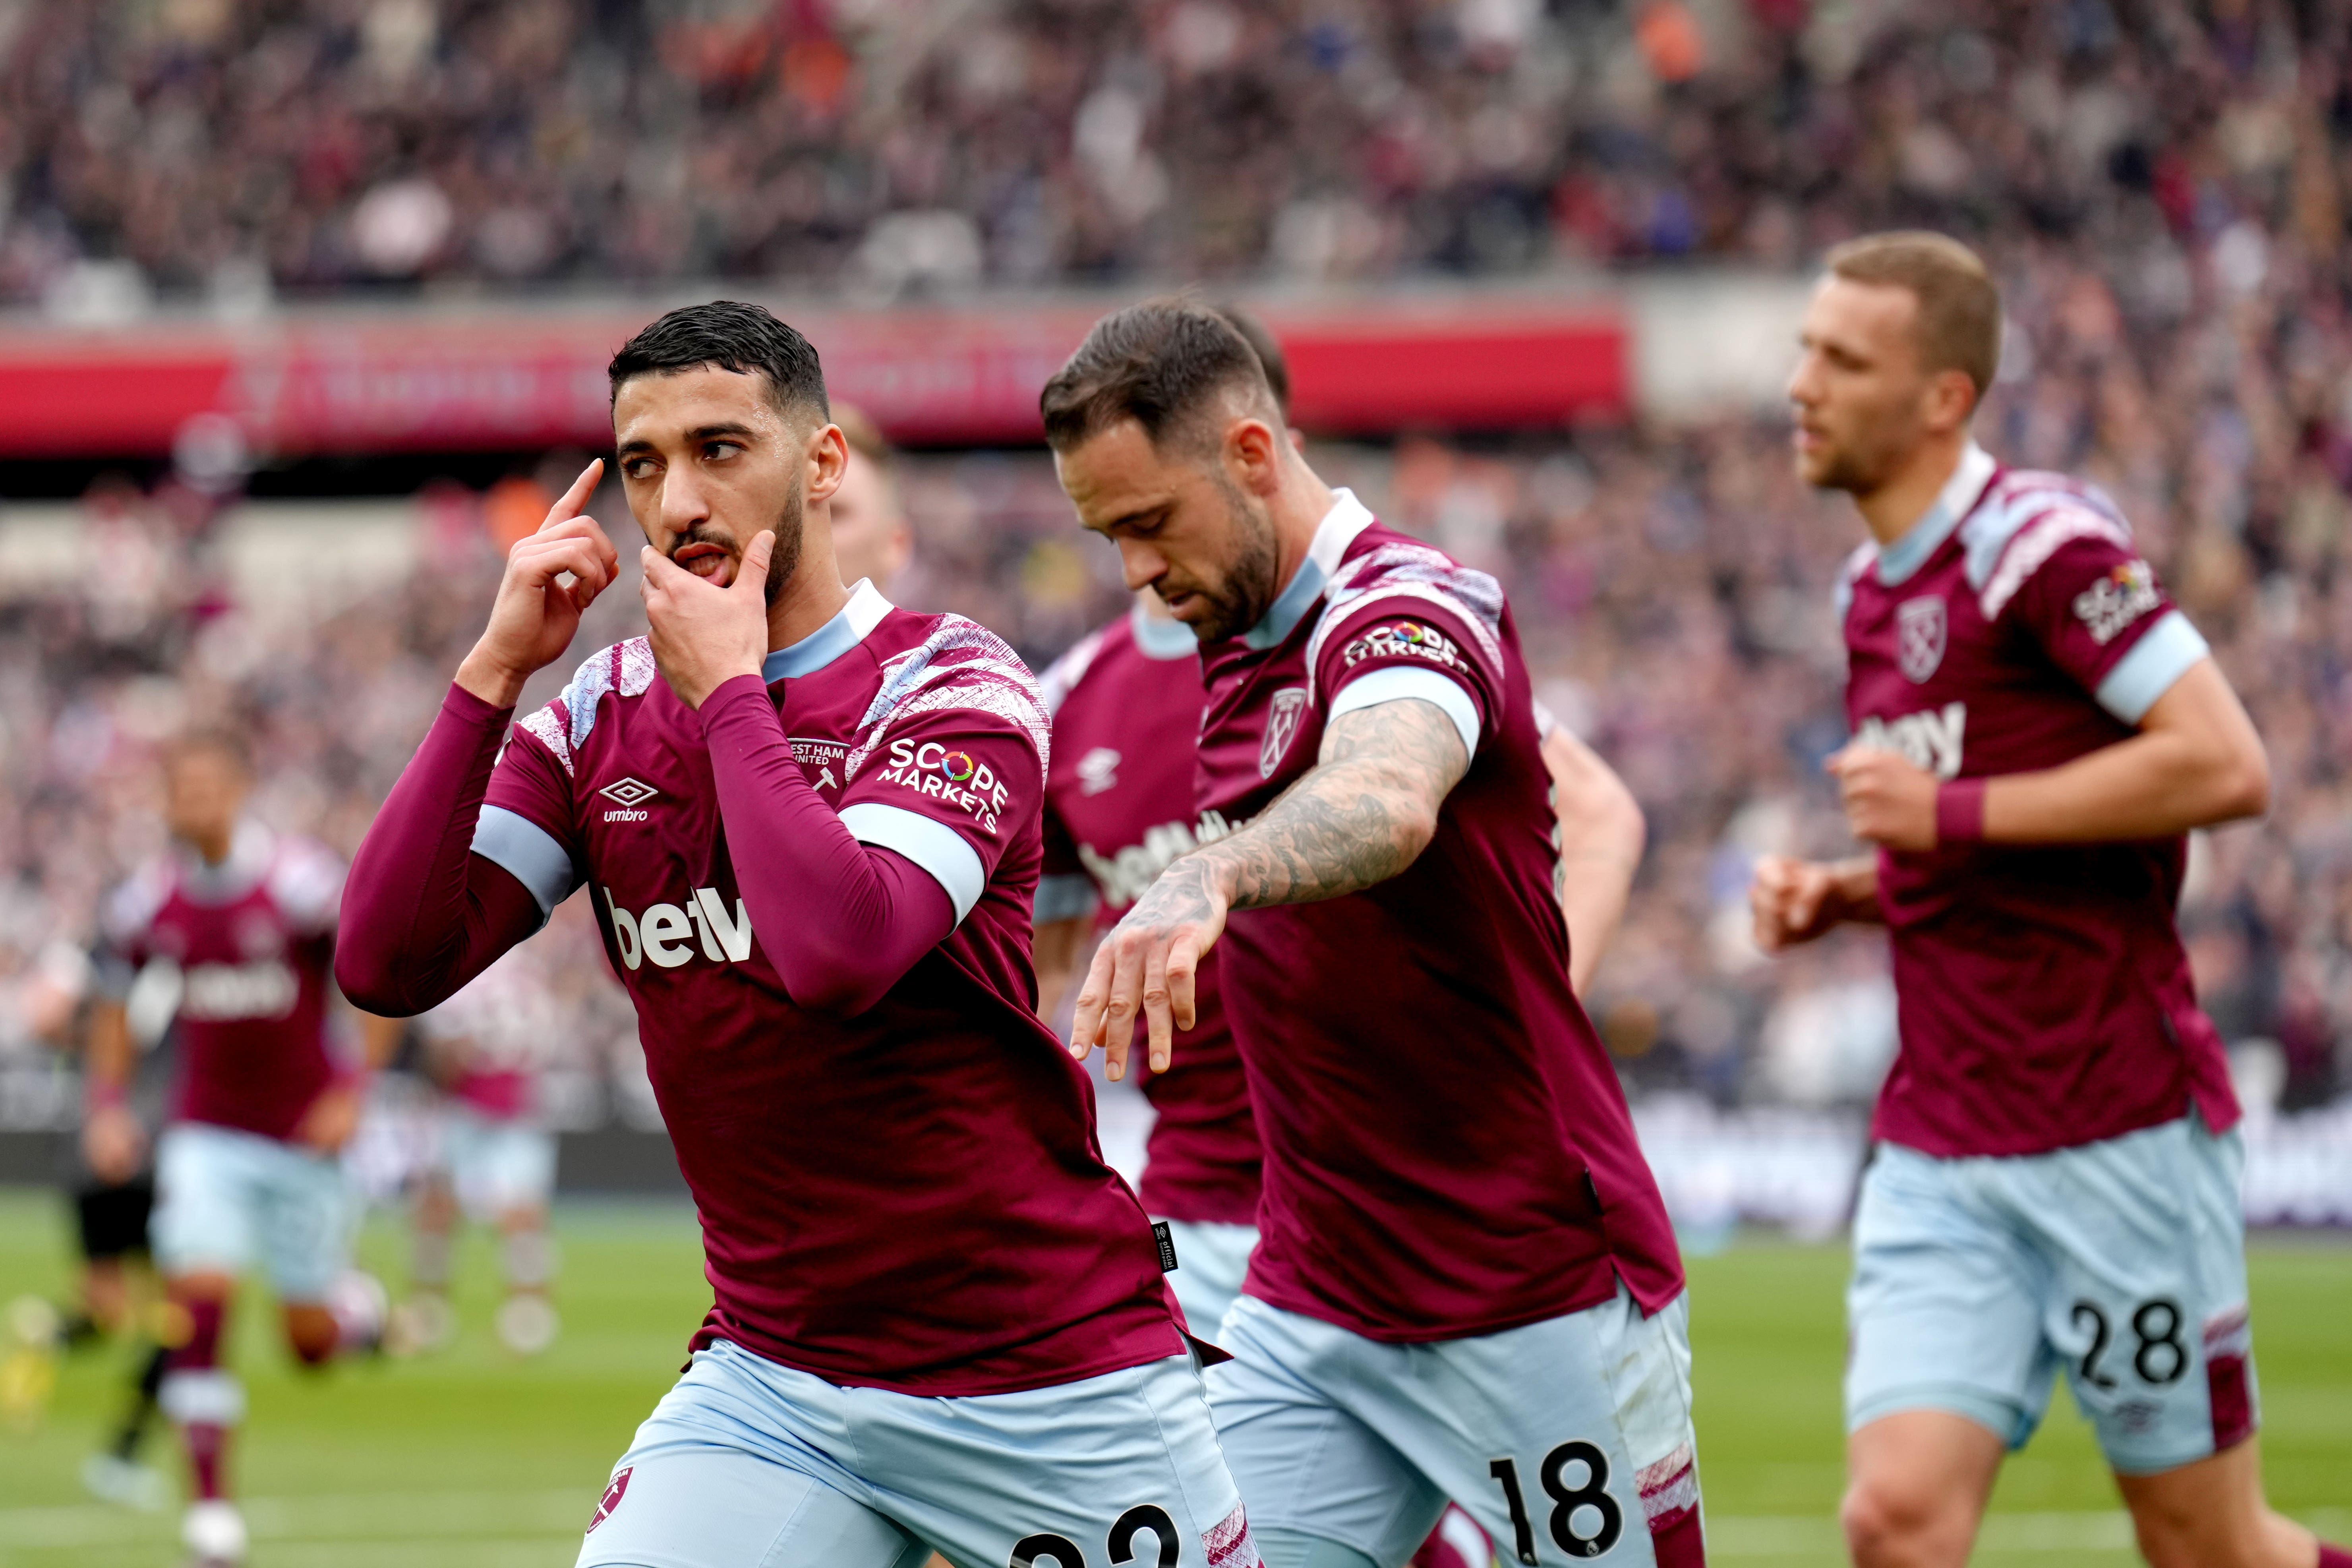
[
  {"x1": 152, "y1": 1121, "x2": 354, "y2": 1302},
  {"x1": 1847, "y1": 1112, "x2": 2259, "y2": 1475},
  {"x1": 435, "y1": 1104, "x2": 558, "y2": 1221},
  {"x1": 575, "y1": 1339, "x2": 1257, "y2": 1568},
  {"x1": 1157, "y1": 1218, "x2": 1257, "y2": 1344},
  {"x1": 1207, "y1": 1287, "x2": 1704, "y2": 1566}
]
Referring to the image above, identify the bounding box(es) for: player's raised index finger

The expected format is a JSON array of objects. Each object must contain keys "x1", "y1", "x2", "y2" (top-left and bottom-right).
[{"x1": 543, "y1": 458, "x2": 603, "y2": 527}]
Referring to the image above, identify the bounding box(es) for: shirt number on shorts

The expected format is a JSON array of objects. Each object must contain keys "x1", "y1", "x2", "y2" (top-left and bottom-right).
[
  {"x1": 1488, "y1": 1443, "x2": 1623, "y2": 1562},
  {"x1": 1010, "y1": 1504, "x2": 1179, "y2": 1568},
  {"x1": 2071, "y1": 1297, "x2": 2189, "y2": 1389}
]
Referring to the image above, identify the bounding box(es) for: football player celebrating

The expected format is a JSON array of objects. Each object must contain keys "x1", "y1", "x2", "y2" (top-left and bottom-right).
[
  {"x1": 84, "y1": 730, "x2": 402, "y2": 1566},
  {"x1": 1047, "y1": 301, "x2": 1698, "y2": 1568},
  {"x1": 1752, "y1": 232, "x2": 2346, "y2": 1568},
  {"x1": 339, "y1": 302, "x2": 1256, "y2": 1568}
]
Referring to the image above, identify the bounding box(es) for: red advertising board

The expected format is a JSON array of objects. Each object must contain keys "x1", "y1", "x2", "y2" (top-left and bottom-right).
[{"x1": 0, "y1": 296, "x2": 1623, "y2": 458}]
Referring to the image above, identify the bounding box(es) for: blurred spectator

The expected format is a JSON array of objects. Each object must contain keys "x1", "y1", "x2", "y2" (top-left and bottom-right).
[{"x1": 828, "y1": 404, "x2": 915, "y2": 593}]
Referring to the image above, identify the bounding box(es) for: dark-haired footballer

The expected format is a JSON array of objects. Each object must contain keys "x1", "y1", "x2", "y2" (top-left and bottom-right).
[
  {"x1": 1046, "y1": 301, "x2": 1699, "y2": 1568},
  {"x1": 337, "y1": 303, "x2": 1259, "y2": 1568}
]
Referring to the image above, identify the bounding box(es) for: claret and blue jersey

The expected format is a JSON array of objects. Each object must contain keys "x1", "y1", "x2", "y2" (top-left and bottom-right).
[
  {"x1": 460, "y1": 581, "x2": 1184, "y2": 1397},
  {"x1": 1039, "y1": 604, "x2": 1263, "y2": 1232},
  {"x1": 1191, "y1": 489, "x2": 1684, "y2": 1342},
  {"x1": 1839, "y1": 445, "x2": 2241, "y2": 1158}
]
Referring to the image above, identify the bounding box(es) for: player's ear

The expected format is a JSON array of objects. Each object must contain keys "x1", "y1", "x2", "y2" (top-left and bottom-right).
[
  {"x1": 805, "y1": 420, "x2": 849, "y2": 505},
  {"x1": 1222, "y1": 414, "x2": 1282, "y2": 497},
  {"x1": 1924, "y1": 367, "x2": 1978, "y2": 435}
]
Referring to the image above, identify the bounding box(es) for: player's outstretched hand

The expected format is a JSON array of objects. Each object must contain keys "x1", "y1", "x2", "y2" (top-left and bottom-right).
[
  {"x1": 456, "y1": 460, "x2": 619, "y2": 708},
  {"x1": 641, "y1": 529, "x2": 774, "y2": 708},
  {"x1": 1749, "y1": 854, "x2": 1841, "y2": 951},
  {"x1": 1826, "y1": 744, "x2": 1938, "y2": 851},
  {"x1": 1070, "y1": 857, "x2": 1228, "y2": 1081}
]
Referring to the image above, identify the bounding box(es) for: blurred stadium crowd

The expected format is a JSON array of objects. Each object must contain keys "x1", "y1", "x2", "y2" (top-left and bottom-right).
[
  {"x1": 2, "y1": 0, "x2": 2351, "y2": 1124},
  {"x1": 0, "y1": 0, "x2": 2342, "y2": 302}
]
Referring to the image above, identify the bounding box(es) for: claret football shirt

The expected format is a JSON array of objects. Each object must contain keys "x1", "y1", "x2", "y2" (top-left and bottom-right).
[
  {"x1": 1839, "y1": 445, "x2": 2240, "y2": 1157},
  {"x1": 466, "y1": 581, "x2": 1184, "y2": 1394},
  {"x1": 100, "y1": 821, "x2": 348, "y2": 1143},
  {"x1": 1194, "y1": 490, "x2": 1683, "y2": 1341},
  {"x1": 1039, "y1": 603, "x2": 1260, "y2": 1227}
]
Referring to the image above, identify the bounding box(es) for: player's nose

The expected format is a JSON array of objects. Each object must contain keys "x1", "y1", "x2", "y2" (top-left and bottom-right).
[
  {"x1": 1116, "y1": 538, "x2": 1168, "y2": 592},
  {"x1": 658, "y1": 469, "x2": 712, "y2": 535},
  {"x1": 1786, "y1": 349, "x2": 1824, "y2": 408}
]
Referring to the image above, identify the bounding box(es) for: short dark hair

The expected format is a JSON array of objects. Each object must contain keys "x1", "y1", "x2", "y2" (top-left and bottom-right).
[
  {"x1": 1041, "y1": 298, "x2": 1278, "y2": 453},
  {"x1": 1825, "y1": 232, "x2": 2002, "y2": 405},
  {"x1": 1212, "y1": 304, "x2": 1290, "y2": 415},
  {"x1": 608, "y1": 301, "x2": 830, "y2": 420}
]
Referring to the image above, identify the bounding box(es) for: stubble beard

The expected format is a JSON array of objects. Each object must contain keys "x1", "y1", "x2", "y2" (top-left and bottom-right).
[
  {"x1": 1182, "y1": 477, "x2": 1282, "y2": 644},
  {"x1": 764, "y1": 481, "x2": 805, "y2": 608},
  {"x1": 1804, "y1": 412, "x2": 1914, "y2": 500}
]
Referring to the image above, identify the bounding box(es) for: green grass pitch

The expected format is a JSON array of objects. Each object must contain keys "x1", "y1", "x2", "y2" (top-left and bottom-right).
[{"x1": 0, "y1": 1188, "x2": 2343, "y2": 1566}]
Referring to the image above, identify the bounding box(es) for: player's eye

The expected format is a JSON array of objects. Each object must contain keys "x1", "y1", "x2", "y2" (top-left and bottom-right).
[
  {"x1": 621, "y1": 458, "x2": 658, "y2": 480},
  {"x1": 705, "y1": 441, "x2": 742, "y2": 462}
]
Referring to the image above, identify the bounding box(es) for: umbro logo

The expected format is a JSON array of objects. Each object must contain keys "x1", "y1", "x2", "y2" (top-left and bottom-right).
[{"x1": 600, "y1": 777, "x2": 658, "y2": 822}]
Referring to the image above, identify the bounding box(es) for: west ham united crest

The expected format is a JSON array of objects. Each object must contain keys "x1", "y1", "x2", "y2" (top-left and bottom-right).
[
  {"x1": 586, "y1": 1467, "x2": 631, "y2": 1532},
  {"x1": 1896, "y1": 596, "x2": 1948, "y2": 683},
  {"x1": 1260, "y1": 687, "x2": 1309, "y2": 779}
]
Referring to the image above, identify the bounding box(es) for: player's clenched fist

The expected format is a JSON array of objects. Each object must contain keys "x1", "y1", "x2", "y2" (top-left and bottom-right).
[
  {"x1": 1749, "y1": 852, "x2": 1882, "y2": 950},
  {"x1": 1749, "y1": 854, "x2": 1841, "y2": 951},
  {"x1": 1827, "y1": 744, "x2": 1939, "y2": 851},
  {"x1": 456, "y1": 460, "x2": 620, "y2": 708}
]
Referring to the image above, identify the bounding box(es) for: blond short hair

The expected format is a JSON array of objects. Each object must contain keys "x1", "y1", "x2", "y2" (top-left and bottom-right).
[{"x1": 1826, "y1": 231, "x2": 2002, "y2": 404}]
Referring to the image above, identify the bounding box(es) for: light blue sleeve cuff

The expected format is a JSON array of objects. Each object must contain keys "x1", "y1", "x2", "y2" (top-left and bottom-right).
[
  {"x1": 840, "y1": 803, "x2": 988, "y2": 926},
  {"x1": 469, "y1": 806, "x2": 580, "y2": 923},
  {"x1": 1327, "y1": 665, "x2": 1482, "y2": 759},
  {"x1": 1033, "y1": 873, "x2": 1101, "y2": 924},
  {"x1": 2095, "y1": 611, "x2": 2210, "y2": 724}
]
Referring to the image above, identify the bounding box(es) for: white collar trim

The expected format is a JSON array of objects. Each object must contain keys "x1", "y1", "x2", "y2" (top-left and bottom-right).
[
  {"x1": 1877, "y1": 444, "x2": 1997, "y2": 586},
  {"x1": 1244, "y1": 487, "x2": 1377, "y2": 650},
  {"x1": 762, "y1": 579, "x2": 894, "y2": 681}
]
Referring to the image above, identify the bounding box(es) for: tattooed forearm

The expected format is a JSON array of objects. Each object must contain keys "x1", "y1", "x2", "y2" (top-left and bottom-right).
[{"x1": 1186, "y1": 697, "x2": 1470, "y2": 911}]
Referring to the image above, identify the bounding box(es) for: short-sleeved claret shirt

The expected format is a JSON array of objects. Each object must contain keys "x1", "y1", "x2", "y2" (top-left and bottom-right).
[
  {"x1": 1039, "y1": 604, "x2": 1260, "y2": 1227},
  {"x1": 1840, "y1": 445, "x2": 2240, "y2": 1158},
  {"x1": 101, "y1": 821, "x2": 347, "y2": 1143},
  {"x1": 470, "y1": 582, "x2": 1183, "y2": 1395},
  {"x1": 1194, "y1": 490, "x2": 1683, "y2": 1342}
]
